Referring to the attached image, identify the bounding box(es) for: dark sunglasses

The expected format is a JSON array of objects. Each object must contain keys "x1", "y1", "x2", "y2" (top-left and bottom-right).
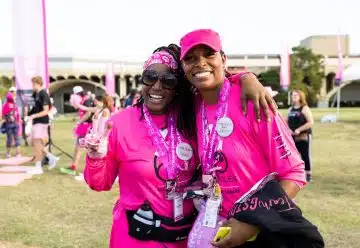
[{"x1": 141, "y1": 70, "x2": 178, "y2": 90}]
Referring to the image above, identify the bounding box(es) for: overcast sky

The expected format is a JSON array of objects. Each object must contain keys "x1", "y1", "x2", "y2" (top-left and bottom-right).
[{"x1": 0, "y1": 0, "x2": 359, "y2": 61}]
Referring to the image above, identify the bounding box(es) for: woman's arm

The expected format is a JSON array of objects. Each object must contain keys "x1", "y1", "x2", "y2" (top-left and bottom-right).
[
  {"x1": 78, "y1": 112, "x2": 92, "y2": 124},
  {"x1": 214, "y1": 106, "x2": 305, "y2": 248},
  {"x1": 84, "y1": 123, "x2": 119, "y2": 191},
  {"x1": 77, "y1": 104, "x2": 98, "y2": 113},
  {"x1": 250, "y1": 108, "x2": 306, "y2": 195},
  {"x1": 294, "y1": 106, "x2": 314, "y2": 134},
  {"x1": 102, "y1": 108, "x2": 110, "y2": 118},
  {"x1": 97, "y1": 109, "x2": 110, "y2": 134},
  {"x1": 29, "y1": 105, "x2": 49, "y2": 119},
  {"x1": 285, "y1": 107, "x2": 292, "y2": 124},
  {"x1": 228, "y1": 73, "x2": 277, "y2": 122}
]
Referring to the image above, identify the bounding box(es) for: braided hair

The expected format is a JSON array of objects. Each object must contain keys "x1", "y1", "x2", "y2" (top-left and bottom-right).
[{"x1": 136, "y1": 44, "x2": 196, "y2": 139}]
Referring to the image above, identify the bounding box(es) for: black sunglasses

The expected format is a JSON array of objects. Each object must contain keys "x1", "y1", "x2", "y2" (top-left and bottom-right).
[{"x1": 141, "y1": 70, "x2": 178, "y2": 90}]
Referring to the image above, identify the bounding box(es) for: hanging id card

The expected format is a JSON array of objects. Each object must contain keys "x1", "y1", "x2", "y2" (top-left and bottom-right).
[
  {"x1": 173, "y1": 194, "x2": 184, "y2": 222},
  {"x1": 203, "y1": 184, "x2": 222, "y2": 228},
  {"x1": 165, "y1": 180, "x2": 177, "y2": 200}
]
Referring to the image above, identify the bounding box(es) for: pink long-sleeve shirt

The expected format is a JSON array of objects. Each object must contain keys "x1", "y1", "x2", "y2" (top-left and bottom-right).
[
  {"x1": 195, "y1": 74, "x2": 306, "y2": 218},
  {"x1": 84, "y1": 107, "x2": 199, "y2": 248}
]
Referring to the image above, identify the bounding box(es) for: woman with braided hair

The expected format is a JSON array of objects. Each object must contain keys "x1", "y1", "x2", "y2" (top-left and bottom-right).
[{"x1": 83, "y1": 44, "x2": 274, "y2": 247}]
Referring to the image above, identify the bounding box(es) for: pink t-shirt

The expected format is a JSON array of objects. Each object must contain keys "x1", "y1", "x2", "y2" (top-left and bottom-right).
[
  {"x1": 195, "y1": 76, "x2": 306, "y2": 217},
  {"x1": 84, "y1": 107, "x2": 199, "y2": 248}
]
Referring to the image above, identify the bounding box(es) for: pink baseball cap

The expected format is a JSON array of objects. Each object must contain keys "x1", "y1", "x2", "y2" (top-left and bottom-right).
[{"x1": 180, "y1": 29, "x2": 222, "y2": 60}]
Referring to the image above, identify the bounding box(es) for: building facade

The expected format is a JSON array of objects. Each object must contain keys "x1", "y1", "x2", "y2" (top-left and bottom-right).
[{"x1": 1, "y1": 35, "x2": 359, "y2": 112}]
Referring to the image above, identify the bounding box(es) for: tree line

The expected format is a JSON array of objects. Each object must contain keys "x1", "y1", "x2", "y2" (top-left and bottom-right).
[{"x1": 258, "y1": 46, "x2": 325, "y2": 107}]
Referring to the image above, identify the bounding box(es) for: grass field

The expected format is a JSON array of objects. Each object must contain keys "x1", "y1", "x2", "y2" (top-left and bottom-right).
[{"x1": 0, "y1": 108, "x2": 360, "y2": 248}]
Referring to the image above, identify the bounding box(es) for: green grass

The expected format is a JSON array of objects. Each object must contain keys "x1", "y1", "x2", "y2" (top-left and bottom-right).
[{"x1": 1, "y1": 108, "x2": 360, "y2": 248}]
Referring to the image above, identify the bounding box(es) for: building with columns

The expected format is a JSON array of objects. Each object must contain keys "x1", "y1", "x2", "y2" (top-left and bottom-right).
[
  {"x1": 1, "y1": 35, "x2": 359, "y2": 112},
  {"x1": 0, "y1": 57, "x2": 143, "y2": 113}
]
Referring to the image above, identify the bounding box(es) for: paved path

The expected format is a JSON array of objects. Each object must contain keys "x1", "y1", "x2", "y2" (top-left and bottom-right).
[{"x1": 0, "y1": 157, "x2": 33, "y2": 186}]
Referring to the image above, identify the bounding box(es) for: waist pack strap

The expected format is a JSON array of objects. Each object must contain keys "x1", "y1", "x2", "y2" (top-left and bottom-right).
[{"x1": 126, "y1": 209, "x2": 197, "y2": 243}]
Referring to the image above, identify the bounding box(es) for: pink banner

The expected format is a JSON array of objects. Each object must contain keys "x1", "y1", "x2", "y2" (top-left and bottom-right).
[
  {"x1": 12, "y1": 0, "x2": 49, "y2": 95},
  {"x1": 280, "y1": 48, "x2": 291, "y2": 90},
  {"x1": 335, "y1": 35, "x2": 343, "y2": 85},
  {"x1": 105, "y1": 63, "x2": 115, "y2": 96}
]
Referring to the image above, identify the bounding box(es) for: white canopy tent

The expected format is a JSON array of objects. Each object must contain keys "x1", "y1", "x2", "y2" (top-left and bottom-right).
[
  {"x1": 343, "y1": 64, "x2": 360, "y2": 82},
  {"x1": 330, "y1": 64, "x2": 360, "y2": 120}
]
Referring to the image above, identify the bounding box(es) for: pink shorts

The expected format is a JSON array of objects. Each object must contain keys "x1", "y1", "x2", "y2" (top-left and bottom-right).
[{"x1": 31, "y1": 123, "x2": 49, "y2": 140}]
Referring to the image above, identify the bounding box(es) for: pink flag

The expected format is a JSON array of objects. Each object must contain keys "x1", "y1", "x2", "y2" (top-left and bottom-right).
[
  {"x1": 105, "y1": 63, "x2": 115, "y2": 96},
  {"x1": 12, "y1": 0, "x2": 49, "y2": 100},
  {"x1": 280, "y1": 47, "x2": 291, "y2": 91},
  {"x1": 335, "y1": 35, "x2": 343, "y2": 86}
]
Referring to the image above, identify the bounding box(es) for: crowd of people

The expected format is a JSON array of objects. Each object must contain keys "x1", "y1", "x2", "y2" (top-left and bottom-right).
[
  {"x1": 0, "y1": 28, "x2": 321, "y2": 248},
  {"x1": 0, "y1": 81, "x2": 140, "y2": 176}
]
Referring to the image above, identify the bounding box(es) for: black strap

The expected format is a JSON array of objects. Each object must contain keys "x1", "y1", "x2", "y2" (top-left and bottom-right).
[{"x1": 126, "y1": 209, "x2": 197, "y2": 243}]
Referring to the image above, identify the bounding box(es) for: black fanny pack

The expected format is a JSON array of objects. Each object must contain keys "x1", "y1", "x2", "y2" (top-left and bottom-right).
[{"x1": 126, "y1": 202, "x2": 197, "y2": 243}]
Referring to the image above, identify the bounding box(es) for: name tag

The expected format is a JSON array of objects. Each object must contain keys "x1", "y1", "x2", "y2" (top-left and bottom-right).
[
  {"x1": 173, "y1": 194, "x2": 183, "y2": 222},
  {"x1": 203, "y1": 197, "x2": 221, "y2": 228}
]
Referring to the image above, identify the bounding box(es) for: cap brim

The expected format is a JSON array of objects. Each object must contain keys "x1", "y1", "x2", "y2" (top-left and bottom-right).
[
  {"x1": 271, "y1": 91, "x2": 279, "y2": 97},
  {"x1": 181, "y1": 41, "x2": 221, "y2": 60}
]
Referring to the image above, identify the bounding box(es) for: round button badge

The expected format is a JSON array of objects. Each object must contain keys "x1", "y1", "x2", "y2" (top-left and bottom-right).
[
  {"x1": 176, "y1": 142, "x2": 193, "y2": 161},
  {"x1": 215, "y1": 117, "x2": 234, "y2": 137}
]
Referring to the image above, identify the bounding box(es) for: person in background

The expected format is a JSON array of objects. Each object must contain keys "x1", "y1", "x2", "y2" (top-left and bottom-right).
[
  {"x1": 60, "y1": 86, "x2": 94, "y2": 175},
  {"x1": 21, "y1": 102, "x2": 29, "y2": 146},
  {"x1": 287, "y1": 89, "x2": 314, "y2": 182},
  {"x1": 42, "y1": 97, "x2": 60, "y2": 170},
  {"x1": 113, "y1": 97, "x2": 121, "y2": 112},
  {"x1": 87, "y1": 91, "x2": 92, "y2": 99},
  {"x1": 124, "y1": 89, "x2": 138, "y2": 108},
  {"x1": 73, "y1": 94, "x2": 113, "y2": 182},
  {"x1": 108, "y1": 95, "x2": 115, "y2": 113},
  {"x1": 26, "y1": 76, "x2": 51, "y2": 175},
  {"x1": 1, "y1": 90, "x2": 21, "y2": 157},
  {"x1": 48, "y1": 97, "x2": 58, "y2": 120},
  {"x1": 132, "y1": 91, "x2": 141, "y2": 106},
  {"x1": 120, "y1": 98, "x2": 125, "y2": 109},
  {"x1": 265, "y1": 86, "x2": 279, "y2": 98},
  {"x1": 91, "y1": 95, "x2": 113, "y2": 135}
]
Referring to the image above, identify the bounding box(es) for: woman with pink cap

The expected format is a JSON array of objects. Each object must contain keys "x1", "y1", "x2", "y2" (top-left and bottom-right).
[
  {"x1": 83, "y1": 43, "x2": 276, "y2": 247},
  {"x1": 179, "y1": 29, "x2": 306, "y2": 247}
]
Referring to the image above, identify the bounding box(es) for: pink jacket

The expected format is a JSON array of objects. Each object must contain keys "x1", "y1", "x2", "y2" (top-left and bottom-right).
[
  {"x1": 2, "y1": 93, "x2": 20, "y2": 123},
  {"x1": 84, "y1": 107, "x2": 199, "y2": 248}
]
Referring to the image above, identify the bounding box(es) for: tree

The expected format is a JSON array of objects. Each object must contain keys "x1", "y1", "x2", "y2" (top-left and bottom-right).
[
  {"x1": 290, "y1": 46, "x2": 325, "y2": 106},
  {"x1": 0, "y1": 76, "x2": 13, "y2": 99},
  {"x1": 258, "y1": 68, "x2": 280, "y2": 91},
  {"x1": 258, "y1": 68, "x2": 288, "y2": 107},
  {"x1": 258, "y1": 46, "x2": 325, "y2": 107}
]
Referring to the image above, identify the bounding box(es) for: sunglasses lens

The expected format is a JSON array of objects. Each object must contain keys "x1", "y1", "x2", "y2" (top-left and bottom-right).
[
  {"x1": 142, "y1": 70, "x2": 158, "y2": 86},
  {"x1": 162, "y1": 74, "x2": 177, "y2": 89},
  {"x1": 142, "y1": 70, "x2": 177, "y2": 89}
]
